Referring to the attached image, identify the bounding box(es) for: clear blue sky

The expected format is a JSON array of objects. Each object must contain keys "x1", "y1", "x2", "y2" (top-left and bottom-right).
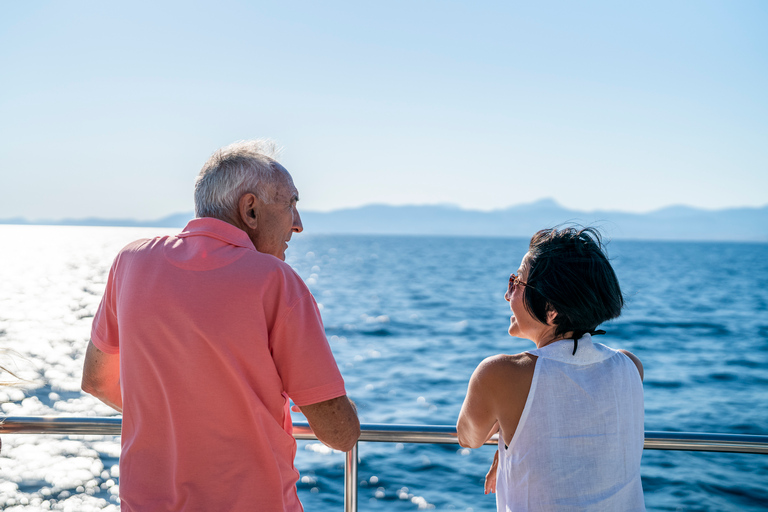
[{"x1": 1, "y1": 0, "x2": 766, "y2": 220}]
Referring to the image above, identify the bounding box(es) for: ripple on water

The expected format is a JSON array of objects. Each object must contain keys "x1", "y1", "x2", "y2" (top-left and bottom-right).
[
  {"x1": 725, "y1": 357, "x2": 764, "y2": 369},
  {"x1": 645, "y1": 380, "x2": 685, "y2": 389},
  {"x1": 694, "y1": 372, "x2": 739, "y2": 384},
  {"x1": 616, "y1": 320, "x2": 731, "y2": 338}
]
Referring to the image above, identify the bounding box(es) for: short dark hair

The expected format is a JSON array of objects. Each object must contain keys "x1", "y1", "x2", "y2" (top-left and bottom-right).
[{"x1": 523, "y1": 226, "x2": 623, "y2": 340}]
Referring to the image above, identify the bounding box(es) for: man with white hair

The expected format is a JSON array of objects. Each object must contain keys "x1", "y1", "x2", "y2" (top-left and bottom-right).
[{"x1": 82, "y1": 140, "x2": 360, "y2": 511}]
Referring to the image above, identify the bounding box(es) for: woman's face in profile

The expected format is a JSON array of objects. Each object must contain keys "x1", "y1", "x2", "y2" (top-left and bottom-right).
[
  {"x1": 506, "y1": 253, "x2": 535, "y2": 339},
  {"x1": 505, "y1": 253, "x2": 553, "y2": 344}
]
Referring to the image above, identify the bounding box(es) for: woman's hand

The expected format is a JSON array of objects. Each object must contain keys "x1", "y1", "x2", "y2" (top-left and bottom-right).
[{"x1": 485, "y1": 449, "x2": 499, "y2": 494}]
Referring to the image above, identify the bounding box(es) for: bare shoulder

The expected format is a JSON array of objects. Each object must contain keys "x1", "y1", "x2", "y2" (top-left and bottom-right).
[
  {"x1": 472, "y1": 353, "x2": 538, "y2": 445},
  {"x1": 617, "y1": 349, "x2": 644, "y2": 381},
  {"x1": 475, "y1": 352, "x2": 537, "y2": 386}
]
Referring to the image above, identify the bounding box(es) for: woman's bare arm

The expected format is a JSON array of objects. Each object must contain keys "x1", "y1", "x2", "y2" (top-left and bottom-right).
[{"x1": 457, "y1": 357, "x2": 504, "y2": 448}]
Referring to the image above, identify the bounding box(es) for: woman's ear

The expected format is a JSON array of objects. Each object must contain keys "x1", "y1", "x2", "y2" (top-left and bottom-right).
[{"x1": 545, "y1": 307, "x2": 558, "y2": 326}]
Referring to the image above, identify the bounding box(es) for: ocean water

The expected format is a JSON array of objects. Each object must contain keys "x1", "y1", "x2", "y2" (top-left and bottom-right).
[{"x1": 0, "y1": 225, "x2": 766, "y2": 511}]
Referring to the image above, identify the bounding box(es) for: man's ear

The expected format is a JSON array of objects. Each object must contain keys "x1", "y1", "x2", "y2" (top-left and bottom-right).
[{"x1": 238, "y1": 193, "x2": 259, "y2": 230}]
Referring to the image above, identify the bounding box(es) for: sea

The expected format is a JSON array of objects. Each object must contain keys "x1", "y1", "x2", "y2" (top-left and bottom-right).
[{"x1": 0, "y1": 225, "x2": 766, "y2": 511}]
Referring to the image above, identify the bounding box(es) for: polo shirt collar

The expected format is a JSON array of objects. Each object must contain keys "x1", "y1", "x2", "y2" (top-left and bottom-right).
[{"x1": 178, "y1": 217, "x2": 256, "y2": 250}]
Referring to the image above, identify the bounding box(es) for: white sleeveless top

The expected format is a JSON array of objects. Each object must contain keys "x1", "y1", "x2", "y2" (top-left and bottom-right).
[{"x1": 496, "y1": 334, "x2": 645, "y2": 511}]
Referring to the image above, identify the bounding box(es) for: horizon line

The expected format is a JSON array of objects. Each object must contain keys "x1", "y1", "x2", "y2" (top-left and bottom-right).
[{"x1": 3, "y1": 198, "x2": 768, "y2": 224}]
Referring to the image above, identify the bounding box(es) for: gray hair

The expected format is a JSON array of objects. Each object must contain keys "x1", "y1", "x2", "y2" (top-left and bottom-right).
[{"x1": 194, "y1": 139, "x2": 284, "y2": 220}]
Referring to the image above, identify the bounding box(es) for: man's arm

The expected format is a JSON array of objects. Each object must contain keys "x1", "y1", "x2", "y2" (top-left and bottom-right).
[
  {"x1": 81, "y1": 340, "x2": 123, "y2": 412},
  {"x1": 298, "y1": 395, "x2": 360, "y2": 452}
]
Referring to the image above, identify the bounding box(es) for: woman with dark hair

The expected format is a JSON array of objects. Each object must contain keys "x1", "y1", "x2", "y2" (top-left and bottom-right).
[{"x1": 457, "y1": 227, "x2": 645, "y2": 511}]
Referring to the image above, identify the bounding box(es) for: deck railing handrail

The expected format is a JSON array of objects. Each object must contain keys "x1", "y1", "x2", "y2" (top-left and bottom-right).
[
  {"x1": 2, "y1": 416, "x2": 767, "y2": 512},
  {"x1": 2, "y1": 416, "x2": 767, "y2": 453}
]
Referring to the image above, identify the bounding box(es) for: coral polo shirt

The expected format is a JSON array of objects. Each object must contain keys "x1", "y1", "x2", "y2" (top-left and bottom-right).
[{"x1": 91, "y1": 218, "x2": 347, "y2": 511}]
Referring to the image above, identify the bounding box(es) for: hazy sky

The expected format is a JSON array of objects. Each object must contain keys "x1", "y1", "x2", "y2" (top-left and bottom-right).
[{"x1": 1, "y1": 1, "x2": 766, "y2": 220}]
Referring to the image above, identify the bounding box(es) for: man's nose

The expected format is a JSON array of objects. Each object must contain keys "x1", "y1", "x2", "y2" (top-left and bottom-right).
[{"x1": 293, "y1": 209, "x2": 303, "y2": 233}]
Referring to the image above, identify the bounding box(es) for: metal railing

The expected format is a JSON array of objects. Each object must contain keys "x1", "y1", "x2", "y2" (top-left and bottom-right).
[{"x1": 2, "y1": 416, "x2": 767, "y2": 511}]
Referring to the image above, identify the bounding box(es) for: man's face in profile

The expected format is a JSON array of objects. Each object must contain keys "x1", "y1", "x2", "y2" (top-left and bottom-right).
[{"x1": 251, "y1": 165, "x2": 303, "y2": 260}]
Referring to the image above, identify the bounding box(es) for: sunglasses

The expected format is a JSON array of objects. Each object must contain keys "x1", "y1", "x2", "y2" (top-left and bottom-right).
[{"x1": 508, "y1": 273, "x2": 535, "y2": 294}]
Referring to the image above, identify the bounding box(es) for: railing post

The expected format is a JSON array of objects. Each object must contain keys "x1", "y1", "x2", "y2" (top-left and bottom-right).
[{"x1": 344, "y1": 441, "x2": 358, "y2": 512}]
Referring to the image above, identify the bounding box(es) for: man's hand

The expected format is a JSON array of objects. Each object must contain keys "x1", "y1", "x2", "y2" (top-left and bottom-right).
[{"x1": 298, "y1": 395, "x2": 360, "y2": 452}]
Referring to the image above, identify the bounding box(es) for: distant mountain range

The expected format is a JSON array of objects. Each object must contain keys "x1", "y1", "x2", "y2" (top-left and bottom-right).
[
  {"x1": 0, "y1": 212, "x2": 195, "y2": 229},
  {"x1": 2, "y1": 199, "x2": 767, "y2": 242}
]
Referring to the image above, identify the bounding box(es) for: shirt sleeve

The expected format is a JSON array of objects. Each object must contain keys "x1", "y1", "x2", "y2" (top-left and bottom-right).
[
  {"x1": 90, "y1": 256, "x2": 121, "y2": 355},
  {"x1": 269, "y1": 275, "x2": 346, "y2": 406}
]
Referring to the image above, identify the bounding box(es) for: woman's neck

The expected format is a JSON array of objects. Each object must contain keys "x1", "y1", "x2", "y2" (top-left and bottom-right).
[{"x1": 534, "y1": 330, "x2": 574, "y2": 349}]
